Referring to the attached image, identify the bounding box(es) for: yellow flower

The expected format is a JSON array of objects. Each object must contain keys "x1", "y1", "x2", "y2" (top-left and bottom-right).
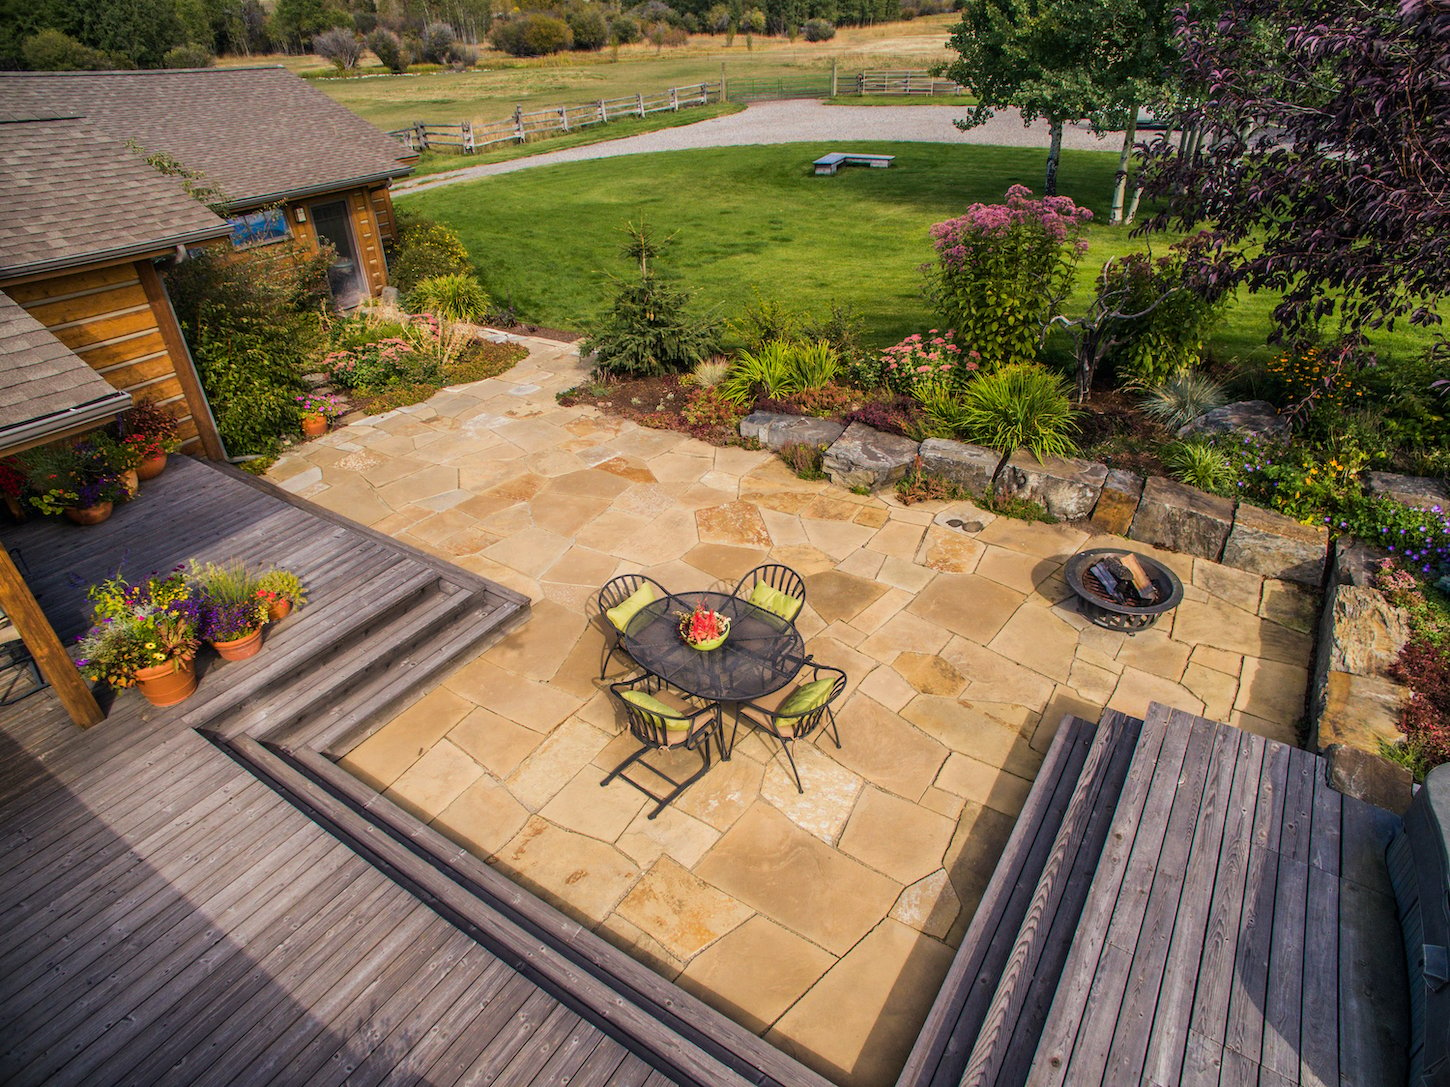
[{"x1": 145, "y1": 642, "x2": 156, "y2": 649}]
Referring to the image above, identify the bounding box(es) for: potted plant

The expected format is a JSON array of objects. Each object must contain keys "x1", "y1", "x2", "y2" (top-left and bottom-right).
[
  {"x1": 0, "y1": 459, "x2": 26, "y2": 522},
  {"x1": 297, "y1": 392, "x2": 344, "y2": 438},
  {"x1": 192, "y1": 560, "x2": 270, "y2": 661},
  {"x1": 120, "y1": 399, "x2": 182, "y2": 480},
  {"x1": 18, "y1": 437, "x2": 127, "y2": 525},
  {"x1": 74, "y1": 569, "x2": 202, "y2": 707},
  {"x1": 256, "y1": 568, "x2": 307, "y2": 621},
  {"x1": 678, "y1": 601, "x2": 730, "y2": 651}
]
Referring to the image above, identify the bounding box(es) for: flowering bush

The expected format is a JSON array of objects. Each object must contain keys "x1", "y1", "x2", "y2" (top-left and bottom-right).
[
  {"x1": 75, "y1": 570, "x2": 201, "y2": 687},
  {"x1": 1375, "y1": 560, "x2": 1450, "y2": 773},
  {"x1": 297, "y1": 392, "x2": 344, "y2": 421},
  {"x1": 119, "y1": 400, "x2": 182, "y2": 462},
  {"x1": 1336, "y1": 498, "x2": 1450, "y2": 577},
  {"x1": 1232, "y1": 436, "x2": 1360, "y2": 522},
  {"x1": 18, "y1": 436, "x2": 128, "y2": 514},
  {"x1": 924, "y1": 186, "x2": 1092, "y2": 370},
  {"x1": 681, "y1": 386, "x2": 745, "y2": 428},
  {"x1": 190, "y1": 560, "x2": 269, "y2": 642},
  {"x1": 1264, "y1": 343, "x2": 1367, "y2": 420},
  {"x1": 875, "y1": 330, "x2": 979, "y2": 396},
  {"x1": 323, "y1": 335, "x2": 418, "y2": 390}
]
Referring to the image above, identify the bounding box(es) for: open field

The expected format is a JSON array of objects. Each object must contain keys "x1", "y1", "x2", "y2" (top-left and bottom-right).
[
  {"x1": 222, "y1": 16, "x2": 959, "y2": 131},
  {"x1": 400, "y1": 141, "x2": 1437, "y2": 365}
]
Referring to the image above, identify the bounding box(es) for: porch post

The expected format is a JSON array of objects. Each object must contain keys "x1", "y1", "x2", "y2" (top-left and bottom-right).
[{"x1": 0, "y1": 549, "x2": 102, "y2": 727}]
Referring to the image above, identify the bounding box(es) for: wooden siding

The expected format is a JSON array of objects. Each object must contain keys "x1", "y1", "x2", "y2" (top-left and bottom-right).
[
  {"x1": 278, "y1": 185, "x2": 390, "y2": 301},
  {"x1": 2, "y1": 261, "x2": 214, "y2": 455},
  {"x1": 371, "y1": 184, "x2": 398, "y2": 246}
]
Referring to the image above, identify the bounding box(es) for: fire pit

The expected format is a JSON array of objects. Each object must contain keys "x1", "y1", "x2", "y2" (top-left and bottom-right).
[{"x1": 1065, "y1": 548, "x2": 1184, "y2": 632}]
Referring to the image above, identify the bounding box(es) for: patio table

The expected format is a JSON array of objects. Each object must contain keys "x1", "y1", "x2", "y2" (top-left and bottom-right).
[{"x1": 620, "y1": 590, "x2": 805, "y2": 704}]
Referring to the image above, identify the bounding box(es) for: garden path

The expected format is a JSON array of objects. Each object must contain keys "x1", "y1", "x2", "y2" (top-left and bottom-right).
[
  {"x1": 265, "y1": 334, "x2": 1317, "y2": 1087},
  {"x1": 393, "y1": 100, "x2": 1121, "y2": 195}
]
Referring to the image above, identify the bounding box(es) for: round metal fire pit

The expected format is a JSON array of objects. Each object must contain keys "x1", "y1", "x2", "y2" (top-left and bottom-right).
[{"x1": 1065, "y1": 548, "x2": 1184, "y2": 633}]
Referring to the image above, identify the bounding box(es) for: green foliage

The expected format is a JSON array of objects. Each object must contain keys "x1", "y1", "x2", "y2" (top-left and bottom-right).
[
  {"x1": 490, "y1": 13, "x2": 573, "y2": 56},
  {"x1": 22, "y1": 28, "x2": 115, "y2": 69},
  {"x1": 408, "y1": 273, "x2": 490, "y2": 322},
  {"x1": 1138, "y1": 369, "x2": 1227, "y2": 430},
  {"x1": 730, "y1": 292, "x2": 803, "y2": 354},
  {"x1": 566, "y1": 6, "x2": 610, "y2": 50},
  {"x1": 1099, "y1": 245, "x2": 1226, "y2": 386},
  {"x1": 957, "y1": 363, "x2": 1078, "y2": 458},
  {"x1": 681, "y1": 386, "x2": 745, "y2": 427},
  {"x1": 802, "y1": 17, "x2": 835, "y2": 40},
  {"x1": 720, "y1": 340, "x2": 840, "y2": 404},
  {"x1": 608, "y1": 12, "x2": 641, "y2": 42},
  {"x1": 389, "y1": 213, "x2": 473, "y2": 292},
  {"x1": 366, "y1": 27, "x2": 409, "y2": 72},
  {"x1": 256, "y1": 568, "x2": 308, "y2": 608},
  {"x1": 913, "y1": 382, "x2": 975, "y2": 439},
  {"x1": 1163, "y1": 437, "x2": 1235, "y2": 493},
  {"x1": 161, "y1": 41, "x2": 214, "y2": 67},
  {"x1": 272, "y1": 0, "x2": 351, "y2": 51}
]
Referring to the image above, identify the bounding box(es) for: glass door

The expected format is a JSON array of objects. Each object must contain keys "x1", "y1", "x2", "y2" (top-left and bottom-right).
[{"x1": 309, "y1": 200, "x2": 366, "y2": 308}]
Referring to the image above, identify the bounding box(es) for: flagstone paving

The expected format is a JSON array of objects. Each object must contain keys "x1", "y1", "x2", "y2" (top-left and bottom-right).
[{"x1": 269, "y1": 334, "x2": 1319, "y2": 1087}]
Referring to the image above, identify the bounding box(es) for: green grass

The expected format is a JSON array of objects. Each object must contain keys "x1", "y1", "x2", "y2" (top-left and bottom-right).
[
  {"x1": 401, "y1": 141, "x2": 1440, "y2": 365},
  {"x1": 406, "y1": 102, "x2": 745, "y2": 177}
]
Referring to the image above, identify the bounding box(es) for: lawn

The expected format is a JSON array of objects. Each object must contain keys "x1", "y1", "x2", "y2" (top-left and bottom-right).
[
  {"x1": 400, "y1": 141, "x2": 1438, "y2": 364},
  {"x1": 228, "y1": 16, "x2": 959, "y2": 131}
]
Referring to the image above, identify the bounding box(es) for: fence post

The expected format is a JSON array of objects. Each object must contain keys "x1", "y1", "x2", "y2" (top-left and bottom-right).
[
  {"x1": 461, "y1": 120, "x2": 474, "y2": 153},
  {"x1": 637, "y1": 92, "x2": 645, "y2": 118},
  {"x1": 414, "y1": 121, "x2": 428, "y2": 151},
  {"x1": 670, "y1": 87, "x2": 678, "y2": 111},
  {"x1": 513, "y1": 105, "x2": 524, "y2": 143},
  {"x1": 831, "y1": 59, "x2": 838, "y2": 98},
  {"x1": 856, "y1": 72, "x2": 864, "y2": 95},
  {"x1": 699, "y1": 83, "x2": 707, "y2": 105},
  {"x1": 598, "y1": 99, "x2": 607, "y2": 123},
  {"x1": 559, "y1": 105, "x2": 569, "y2": 132},
  {"x1": 720, "y1": 63, "x2": 728, "y2": 102}
]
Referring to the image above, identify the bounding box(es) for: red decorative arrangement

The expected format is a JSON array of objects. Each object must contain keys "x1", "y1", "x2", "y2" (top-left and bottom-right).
[{"x1": 678, "y1": 602, "x2": 730, "y2": 650}]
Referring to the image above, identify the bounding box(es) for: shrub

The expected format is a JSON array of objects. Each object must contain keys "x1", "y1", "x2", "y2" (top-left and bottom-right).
[
  {"x1": 682, "y1": 386, "x2": 745, "y2": 428},
  {"x1": 418, "y1": 21, "x2": 456, "y2": 63},
  {"x1": 608, "y1": 14, "x2": 642, "y2": 42},
  {"x1": 1139, "y1": 369, "x2": 1227, "y2": 430},
  {"x1": 446, "y1": 41, "x2": 478, "y2": 66},
  {"x1": 567, "y1": 6, "x2": 610, "y2": 50},
  {"x1": 843, "y1": 396, "x2": 920, "y2": 437},
  {"x1": 802, "y1": 18, "x2": 835, "y2": 40},
  {"x1": 366, "y1": 28, "x2": 409, "y2": 71},
  {"x1": 730, "y1": 293, "x2": 803, "y2": 354},
  {"x1": 872, "y1": 330, "x2": 980, "y2": 396},
  {"x1": 1233, "y1": 435, "x2": 1365, "y2": 524},
  {"x1": 22, "y1": 29, "x2": 114, "y2": 70},
  {"x1": 1096, "y1": 240, "x2": 1226, "y2": 387},
  {"x1": 740, "y1": 8, "x2": 767, "y2": 33},
  {"x1": 779, "y1": 441, "x2": 826, "y2": 480},
  {"x1": 389, "y1": 213, "x2": 472, "y2": 292},
  {"x1": 162, "y1": 42, "x2": 215, "y2": 68},
  {"x1": 1163, "y1": 437, "x2": 1235, "y2": 493},
  {"x1": 490, "y1": 14, "x2": 573, "y2": 56},
  {"x1": 925, "y1": 185, "x2": 1092, "y2": 371},
  {"x1": 720, "y1": 340, "x2": 840, "y2": 404},
  {"x1": 408, "y1": 273, "x2": 490, "y2": 323},
  {"x1": 914, "y1": 383, "x2": 976, "y2": 440},
  {"x1": 958, "y1": 363, "x2": 1078, "y2": 460},
  {"x1": 313, "y1": 28, "x2": 364, "y2": 69}
]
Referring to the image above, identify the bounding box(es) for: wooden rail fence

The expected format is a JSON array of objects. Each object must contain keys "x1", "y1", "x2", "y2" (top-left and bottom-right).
[{"x1": 854, "y1": 70, "x2": 966, "y2": 96}]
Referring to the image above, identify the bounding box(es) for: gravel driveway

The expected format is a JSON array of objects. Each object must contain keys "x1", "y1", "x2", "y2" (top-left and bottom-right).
[{"x1": 393, "y1": 99, "x2": 1121, "y2": 195}]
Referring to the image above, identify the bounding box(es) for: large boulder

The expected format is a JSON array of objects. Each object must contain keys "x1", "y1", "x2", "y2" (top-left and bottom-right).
[
  {"x1": 917, "y1": 438, "x2": 998, "y2": 496},
  {"x1": 739, "y1": 412, "x2": 845, "y2": 451},
  {"x1": 1177, "y1": 399, "x2": 1289, "y2": 442},
  {"x1": 1363, "y1": 470, "x2": 1450, "y2": 512},
  {"x1": 822, "y1": 422, "x2": 920, "y2": 491},
  {"x1": 995, "y1": 450, "x2": 1107, "y2": 522},
  {"x1": 1129, "y1": 476, "x2": 1235, "y2": 560},
  {"x1": 1221, "y1": 502, "x2": 1330, "y2": 586},
  {"x1": 1090, "y1": 469, "x2": 1144, "y2": 537}
]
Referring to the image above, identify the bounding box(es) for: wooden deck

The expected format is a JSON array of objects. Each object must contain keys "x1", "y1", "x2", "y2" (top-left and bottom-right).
[
  {"x1": 0, "y1": 459, "x2": 826, "y2": 1086},
  {"x1": 901, "y1": 703, "x2": 1409, "y2": 1087}
]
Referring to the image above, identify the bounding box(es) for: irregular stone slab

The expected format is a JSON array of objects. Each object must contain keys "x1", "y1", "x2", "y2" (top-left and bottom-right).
[
  {"x1": 1332, "y1": 537, "x2": 1387, "y2": 588},
  {"x1": 495, "y1": 816, "x2": 641, "y2": 925},
  {"x1": 890, "y1": 870, "x2": 961, "y2": 940},
  {"x1": 917, "y1": 438, "x2": 999, "y2": 495},
  {"x1": 739, "y1": 411, "x2": 846, "y2": 451},
  {"x1": 1222, "y1": 502, "x2": 1329, "y2": 585},
  {"x1": 677, "y1": 916, "x2": 835, "y2": 1033},
  {"x1": 1129, "y1": 476, "x2": 1234, "y2": 561},
  {"x1": 1324, "y1": 743, "x2": 1413, "y2": 815},
  {"x1": 1091, "y1": 469, "x2": 1144, "y2": 538},
  {"x1": 995, "y1": 450, "x2": 1107, "y2": 522},
  {"x1": 1319, "y1": 584, "x2": 1409, "y2": 676},
  {"x1": 1363, "y1": 470, "x2": 1450, "y2": 512},
  {"x1": 839, "y1": 787, "x2": 956, "y2": 885},
  {"x1": 1178, "y1": 399, "x2": 1289, "y2": 441},
  {"x1": 823, "y1": 423, "x2": 921, "y2": 491},
  {"x1": 615, "y1": 856, "x2": 754, "y2": 961},
  {"x1": 695, "y1": 501, "x2": 772, "y2": 548}
]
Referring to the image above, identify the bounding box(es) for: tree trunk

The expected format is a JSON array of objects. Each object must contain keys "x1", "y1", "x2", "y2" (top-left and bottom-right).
[
  {"x1": 1124, "y1": 183, "x2": 1144, "y2": 224},
  {"x1": 1109, "y1": 110, "x2": 1138, "y2": 225},
  {"x1": 1044, "y1": 119, "x2": 1064, "y2": 196}
]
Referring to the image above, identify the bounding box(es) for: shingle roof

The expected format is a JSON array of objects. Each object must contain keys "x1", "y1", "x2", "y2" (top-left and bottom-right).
[
  {"x1": 0, "y1": 68, "x2": 414, "y2": 209},
  {"x1": 0, "y1": 114, "x2": 232, "y2": 281},
  {"x1": 0, "y1": 290, "x2": 132, "y2": 447}
]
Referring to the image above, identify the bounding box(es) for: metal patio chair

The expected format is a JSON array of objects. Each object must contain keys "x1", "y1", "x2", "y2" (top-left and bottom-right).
[
  {"x1": 730, "y1": 658, "x2": 845, "y2": 793},
  {"x1": 602, "y1": 672, "x2": 724, "y2": 819},
  {"x1": 596, "y1": 573, "x2": 668, "y2": 680}
]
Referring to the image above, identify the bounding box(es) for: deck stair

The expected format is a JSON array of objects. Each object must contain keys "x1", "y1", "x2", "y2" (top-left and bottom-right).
[{"x1": 899, "y1": 702, "x2": 1410, "y2": 1087}]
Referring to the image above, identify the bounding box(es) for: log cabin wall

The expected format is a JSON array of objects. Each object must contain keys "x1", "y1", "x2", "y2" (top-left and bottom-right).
[
  {"x1": 0, "y1": 259, "x2": 221, "y2": 457},
  {"x1": 274, "y1": 185, "x2": 389, "y2": 302}
]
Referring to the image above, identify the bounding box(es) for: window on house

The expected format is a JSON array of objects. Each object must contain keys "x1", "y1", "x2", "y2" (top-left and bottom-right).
[{"x1": 228, "y1": 208, "x2": 290, "y2": 249}]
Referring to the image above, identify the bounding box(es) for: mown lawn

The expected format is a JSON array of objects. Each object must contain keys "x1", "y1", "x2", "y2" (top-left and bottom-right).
[{"x1": 402, "y1": 141, "x2": 1438, "y2": 364}]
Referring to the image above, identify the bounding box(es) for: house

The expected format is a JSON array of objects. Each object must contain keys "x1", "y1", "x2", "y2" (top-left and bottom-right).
[{"x1": 0, "y1": 67, "x2": 416, "y2": 309}]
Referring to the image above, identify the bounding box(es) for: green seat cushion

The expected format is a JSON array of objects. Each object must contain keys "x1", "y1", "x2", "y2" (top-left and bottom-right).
[
  {"x1": 606, "y1": 583, "x2": 656, "y2": 632},
  {"x1": 748, "y1": 581, "x2": 802, "y2": 622},
  {"x1": 777, "y1": 678, "x2": 835, "y2": 717},
  {"x1": 621, "y1": 689, "x2": 691, "y2": 732}
]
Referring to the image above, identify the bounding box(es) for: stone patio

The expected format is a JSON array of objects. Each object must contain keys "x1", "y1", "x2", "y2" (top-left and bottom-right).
[{"x1": 266, "y1": 335, "x2": 1319, "y2": 1087}]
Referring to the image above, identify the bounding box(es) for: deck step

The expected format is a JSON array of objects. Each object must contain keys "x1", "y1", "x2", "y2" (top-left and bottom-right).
[{"x1": 898, "y1": 707, "x2": 1144, "y2": 1087}]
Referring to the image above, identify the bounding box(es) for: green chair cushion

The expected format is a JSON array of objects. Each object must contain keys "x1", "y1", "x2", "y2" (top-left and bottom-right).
[
  {"x1": 748, "y1": 581, "x2": 803, "y2": 622},
  {"x1": 621, "y1": 689, "x2": 691, "y2": 732},
  {"x1": 777, "y1": 677, "x2": 835, "y2": 718},
  {"x1": 606, "y1": 583, "x2": 656, "y2": 632}
]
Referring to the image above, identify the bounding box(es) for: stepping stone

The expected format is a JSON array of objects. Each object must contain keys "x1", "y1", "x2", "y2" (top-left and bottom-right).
[{"x1": 822, "y1": 422, "x2": 920, "y2": 490}]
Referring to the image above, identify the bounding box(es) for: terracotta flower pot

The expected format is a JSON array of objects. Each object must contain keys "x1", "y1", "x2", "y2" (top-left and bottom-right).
[
  {"x1": 120, "y1": 469, "x2": 139, "y2": 500},
  {"x1": 300, "y1": 414, "x2": 328, "y2": 438},
  {"x1": 136, "y1": 453, "x2": 168, "y2": 481},
  {"x1": 268, "y1": 598, "x2": 293, "y2": 622},
  {"x1": 64, "y1": 502, "x2": 113, "y2": 526},
  {"x1": 134, "y1": 658, "x2": 198, "y2": 707},
  {"x1": 211, "y1": 627, "x2": 264, "y2": 661}
]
